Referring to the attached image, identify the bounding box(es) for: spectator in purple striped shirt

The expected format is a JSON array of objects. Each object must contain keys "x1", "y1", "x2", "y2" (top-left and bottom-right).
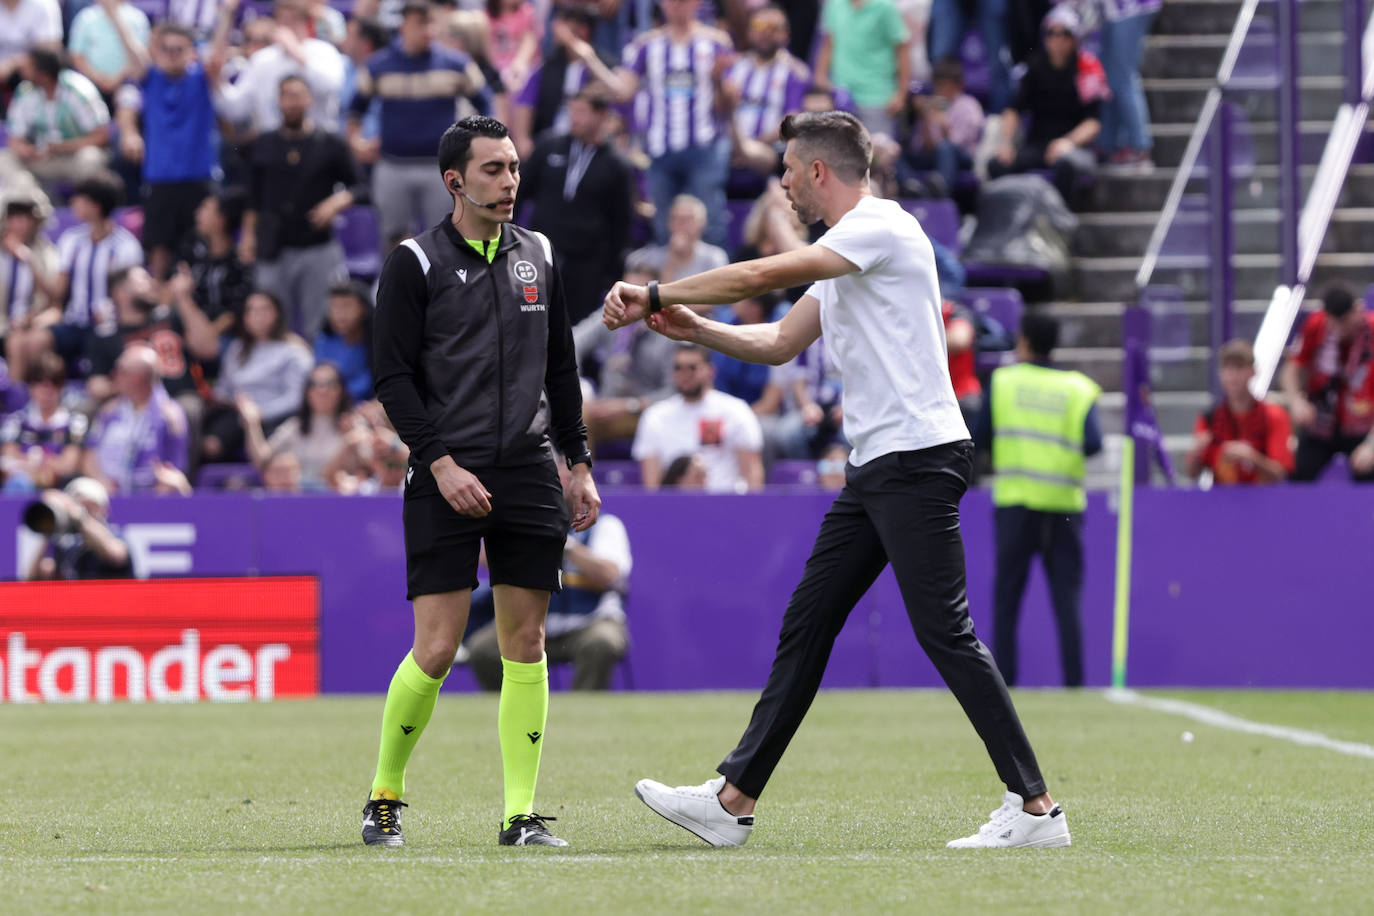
[
  {"x1": 723, "y1": 6, "x2": 811, "y2": 180},
  {"x1": 603, "y1": 0, "x2": 736, "y2": 248},
  {"x1": 82, "y1": 343, "x2": 190, "y2": 494}
]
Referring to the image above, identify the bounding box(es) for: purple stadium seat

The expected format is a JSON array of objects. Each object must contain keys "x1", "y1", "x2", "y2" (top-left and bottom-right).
[
  {"x1": 898, "y1": 197, "x2": 960, "y2": 253},
  {"x1": 130, "y1": 0, "x2": 166, "y2": 17},
  {"x1": 195, "y1": 463, "x2": 261, "y2": 490},
  {"x1": 336, "y1": 206, "x2": 381, "y2": 278},
  {"x1": 963, "y1": 262, "x2": 1048, "y2": 289},
  {"x1": 960, "y1": 287, "x2": 1023, "y2": 373},
  {"x1": 44, "y1": 207, "x2": 80, "y2": 243},
  {"x1": 767, "y1": 459, "x2": 819, "y2": 488},
  {"x1": 593, "y1": 461, "x2": 642, "y2": 487},
  {"x1": 114, "y1": 206, "x2": 144, "y2": 240}
]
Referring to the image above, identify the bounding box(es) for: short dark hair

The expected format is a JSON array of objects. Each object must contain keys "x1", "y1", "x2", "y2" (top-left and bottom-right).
[
  {"x1": 23, "y1": 351, "x2": 66, "y2": 387},
  {"x1": 673, "y1": 342, "x2": 711, "y2": 364},
  {"x1": 661, "y1": 454, "x2": 698, "y2": 487},
  {"x1": 71, "y1": 171, "x2": 125, "y2": 217},
  {"x1": 353, "y1": 16, "x2": 390, "y2": 51},
  {"x1": 401, "y1": 0, "x2": 432, "y2": 19},
  {"x1": 1019, "y1": 311, "x2": 1060, "y2": 358},
  {"x1": 1218, "y1": 338, "x2": 1255, "y2": 368},
  {"x1": 554, "y1": 3, "x2": 597, "y2": 31},
  {"x1": 1322, "y1": 283, "x2": 1356, "y2": 318},
  {"x1": 209, "y1": 187, "x2": 247, "y2": 237},
  {"x1": 4, "y1": 200, "x2": 37, "y2": 219},
  {"x1": 437, "y1": 116, "x2": 510, "y2": 180},
  {"x1": 779, "y1": 110, "x2": 871, "y2": 184},
  {"x1": 932, "y1": 57, "x2": 964, "y2": 85},
  {"x1": 158, "y1": 22, "x2": 196, "y2": 43},
  {"x1": 328, "y1": 279, "x2": 373, "y2": 309},
  {"x1": 28, "y1": 46, "x2": 63, "y2": 81},
  {"x1": 279, "y1": 73, "x2": 310, "y2": 94}
]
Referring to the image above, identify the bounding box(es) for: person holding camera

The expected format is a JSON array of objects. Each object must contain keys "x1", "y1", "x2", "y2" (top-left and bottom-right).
[{"x1": 23, "y1": 476, "x2": 133, "y2": 580}]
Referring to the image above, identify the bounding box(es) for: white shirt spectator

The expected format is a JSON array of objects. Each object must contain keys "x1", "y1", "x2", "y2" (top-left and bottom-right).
[
  {"x1": 0, "y1": 0, "x2": 61, "y2": 67},
  {"x1": 632, "y1": 388, "x2": 764, "y2": 492},
  {"x1": 215, "y1": 39, "x2": 346, "y2": 133},
  {"x1": 6, "y1": 69, "x2": 110, "y2": 145},
  {"x1": 167, "y1": 0, "x2": 219, "y2": 36},
  {"x1": 55, "y1": 223, "x2": 143, "y2": 328},
  {"x1": 805, "y1": 195, "x2": 969, "y2": 466},
  {"x1": 545, "y1": 514, "x2": 632, "y2": 639}
]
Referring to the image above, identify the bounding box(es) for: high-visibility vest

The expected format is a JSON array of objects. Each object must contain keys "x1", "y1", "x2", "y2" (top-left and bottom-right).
[{"x1": 990, "y1": 362, "x2": 1101, "y2": 512}]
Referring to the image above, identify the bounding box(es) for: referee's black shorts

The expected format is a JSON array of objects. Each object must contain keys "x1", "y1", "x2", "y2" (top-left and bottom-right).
[{"x1": 401, "y1": 457, "x2": 569, "y2": 600}]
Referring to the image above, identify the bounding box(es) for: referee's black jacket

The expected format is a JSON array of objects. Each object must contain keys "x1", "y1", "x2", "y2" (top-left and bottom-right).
[{"x1": 372, "y1": 218, "x2": 589, "y2": 470}]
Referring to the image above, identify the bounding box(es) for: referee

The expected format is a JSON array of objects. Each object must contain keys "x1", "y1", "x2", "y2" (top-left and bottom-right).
[
  {"x1": 604, "y1": 111, "x2": 1070, "y2": 850},
  {"x1": 363, "y1": 116, "x2": 599, "y2": 848}
]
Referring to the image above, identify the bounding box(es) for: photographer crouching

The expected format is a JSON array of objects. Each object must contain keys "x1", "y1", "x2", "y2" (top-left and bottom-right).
[{"x1": 22, "y1": 477, "x2": 133, "y2": 580}]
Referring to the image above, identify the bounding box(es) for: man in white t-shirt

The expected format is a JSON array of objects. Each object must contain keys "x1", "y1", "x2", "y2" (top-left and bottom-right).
[
  {"x1": 0, "y1": 0, "x2": 61, "y2": 85},
  {"x1": 631, "y1": 342, "x2": 764, "y2": 493},
  {"x1": 604, "y1": 110, "x2": 1070, "y2": 851}
]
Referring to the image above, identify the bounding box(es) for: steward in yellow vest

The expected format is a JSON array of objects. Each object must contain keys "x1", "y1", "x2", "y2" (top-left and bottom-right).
[{"x1": 972, "y1": 312, "x2": 1101, "y2": 687}]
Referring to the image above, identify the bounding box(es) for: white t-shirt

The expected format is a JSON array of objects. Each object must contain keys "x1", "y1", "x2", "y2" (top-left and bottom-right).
[
  {"x1": 0, "y1": 0, "x2": 61, "y2": 65},
  {"x1": 807, "y1": 195, "x2": 969, "y2": 466},
  {"x1": 215, "y1": 40, "x2": 346, "y2": 133},
  {"x1": 632, "y1": 388, "x2": 764, "y2": 493}
]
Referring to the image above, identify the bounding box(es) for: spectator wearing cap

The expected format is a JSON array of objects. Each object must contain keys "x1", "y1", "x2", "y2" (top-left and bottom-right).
[
  {"x1": 724, "y1": 6, "x2": 812, "y2": 180},
  {"x1": 109, "y1": 15, "x2": 220, "y2": 281},
  {"x1": 987, "y1": 6, "x2": 1103, "y2": 207},
  {"x1": 1282, "y1": 284, "x2": 1374, "y2": 482},
  {"x1": 0, "y1": 0, "x2": 61, "y2": 88},
  {"x1": 509, "y1": 4, "x2": 615, "y2": 161},
  {"x1": 602, "y1": 0, "x2": 735, "y2": 248},
  {"x1": 814, "y1": 0, "x2": 911, "y2": 138},
  {"x1": 210, "y1": 0, "x2": 347, "y2": 136},
  {"x1": 0, "y1": 352, "x2": 86, "y2": 492},
  {"x1": 23, "y1": 475, "x2": 134, "y2": 580},
  {"x1": 68, "y1": 0, "x2": 151, "y2": 105},
  {"x1": 241, "y1": 75, "x2": 356, "y2": 338},
  {"x1": 83, "y1": 343, "x2": 191, "y2": 493},
  {"x1": 16, "y1": 170, "x2": 143, "y2": 374},
  {"x1": 1187, "y1": 339, "x2": 1293, "y2": 486},
  {"x1": 0, "y1": 182, "x2": 61, "y2": 381},
  {"x1": 348, "y1": 0, "x2": 487, "y2": 250},
  {"x1": 0, "y1": 46, "x2": 112, "y2": 196},
  {"x1": 523, "y1": 85, "x2": 635, "y2": 324}
]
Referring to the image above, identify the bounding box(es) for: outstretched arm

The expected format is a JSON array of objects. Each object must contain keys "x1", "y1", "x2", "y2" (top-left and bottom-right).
[
  {"x1": 641, "y1": 294, "x2": 822, "y2": 366},
  {"x1": 604, "y1": 243, "x2": 854, "y2": 327}
]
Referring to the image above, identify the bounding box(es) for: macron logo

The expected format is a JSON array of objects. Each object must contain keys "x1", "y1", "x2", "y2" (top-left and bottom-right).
[{"x1": 455, "y1": 269, "x2": 468, "y2": 283}]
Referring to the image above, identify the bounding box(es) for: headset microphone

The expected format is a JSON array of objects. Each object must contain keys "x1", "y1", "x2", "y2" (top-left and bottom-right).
[{"x1": 450, "y1": 178, "x2": 500, "y2": 210}]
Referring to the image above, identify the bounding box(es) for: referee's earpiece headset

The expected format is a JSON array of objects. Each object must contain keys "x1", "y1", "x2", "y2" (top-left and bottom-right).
[{"x1": 450, "y1": 176, "x2": 499, "y2": 211}]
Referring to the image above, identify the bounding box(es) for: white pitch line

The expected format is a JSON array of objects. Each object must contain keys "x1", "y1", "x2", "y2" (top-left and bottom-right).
[{"x1": 1104, "y1": 688, "x2": 1374, "y2": 760}]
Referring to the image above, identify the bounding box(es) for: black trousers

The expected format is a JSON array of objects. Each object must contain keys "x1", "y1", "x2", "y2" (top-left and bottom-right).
[
  {"x1": 717, "y1": 442, "x2": 1047, "y2": 801},
  {"x1": 992, "y1": 506, "x2": 1085, "y2": 688},
  {"x1": 1291, "y1": 433, "x2": 1374, "y2": 482}
]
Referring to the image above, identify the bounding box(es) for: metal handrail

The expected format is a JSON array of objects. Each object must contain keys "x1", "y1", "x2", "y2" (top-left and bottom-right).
[
  {"x1": 1134, "y1": 0, "x2": 1264, "y2": 290},
  {"x1": 1251, "y1": 7, "x2": 1374, "y2": 398}
]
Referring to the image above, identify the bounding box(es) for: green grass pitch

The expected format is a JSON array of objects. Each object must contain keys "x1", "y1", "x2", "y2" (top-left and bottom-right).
[{"x1": 2, "y1": 689, "x2": 1370, "y2": 914}]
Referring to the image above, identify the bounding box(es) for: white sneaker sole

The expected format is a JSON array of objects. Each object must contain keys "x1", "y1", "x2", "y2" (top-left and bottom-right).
[
  {"x1": 948, "y1": 830, "x2": 1072, "y2": 849},
  {"x1": 634, "y1": 781, "x2": 745, "y2": 847}
]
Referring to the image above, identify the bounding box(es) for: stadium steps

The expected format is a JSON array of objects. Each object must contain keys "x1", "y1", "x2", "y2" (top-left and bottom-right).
[{"x1": 1039, "y1": 0, "x2": 1368, "y2": 487}]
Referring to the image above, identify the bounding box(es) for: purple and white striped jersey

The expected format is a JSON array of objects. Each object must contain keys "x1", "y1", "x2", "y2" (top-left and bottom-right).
[
  {"x1": 622, "y1": 26, "x2": 734, "y2": 158},
  {"x1": 55, "y1": 223, "x2": 143, "y2": 329},
  {"x1": 725, "y1": 51, "x2": 811, "y2": 143}
]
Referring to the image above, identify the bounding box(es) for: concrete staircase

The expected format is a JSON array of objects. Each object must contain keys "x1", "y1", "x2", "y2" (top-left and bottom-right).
[{"x1": 1052, "y1": 0, "x2": 1371, "y2": 486}]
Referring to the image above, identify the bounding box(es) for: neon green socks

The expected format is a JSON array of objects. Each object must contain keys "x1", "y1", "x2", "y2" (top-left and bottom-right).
[
  {"x1": 371, "y1": 651, "x2": 447, "y2": 798},
  {"x1": 498, "y1": 655, "x2": 549, "y2": 828}
]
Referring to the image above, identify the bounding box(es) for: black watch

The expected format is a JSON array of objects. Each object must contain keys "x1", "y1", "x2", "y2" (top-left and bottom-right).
[
  {"x1": 566, "y1": 451, "x2": 594, "y2": 470},
  {"x1": 647, "y1": 279, "x2": 663, "y2": 314}
]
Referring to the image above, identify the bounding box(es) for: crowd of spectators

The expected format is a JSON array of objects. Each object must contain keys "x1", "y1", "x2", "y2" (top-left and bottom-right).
[{"x1": 6, "y1": 0, "x2": 1346, "y2": 502}]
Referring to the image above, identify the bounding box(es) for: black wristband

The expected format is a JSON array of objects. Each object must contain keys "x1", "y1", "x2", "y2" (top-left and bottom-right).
[
  {"x1": 565, "y1": 450, "x2": 594, "y2": 470},
  {"x1": 647, "y1": 279, "x2": 663, "y2": 314}
]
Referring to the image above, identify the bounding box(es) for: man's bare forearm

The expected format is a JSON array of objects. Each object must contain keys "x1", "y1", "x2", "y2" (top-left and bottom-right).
[
  {"x1": 689, "y1": 314, "x2": 787, "y2": 365},
  {"x1": 661, "y1": 260, "x2": 773, "y2": 307}
]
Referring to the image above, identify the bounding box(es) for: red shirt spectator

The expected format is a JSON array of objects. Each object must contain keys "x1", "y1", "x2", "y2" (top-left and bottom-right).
[
  {"x1": 943, "y1": 301, "x2": 980, "y2": 401},
  {"x1": 1190, "y1": 339, "x2": 1293, "y2": 484},
  {"x1": 1287, "y1": 307, "x2": 1374, "y2": 439}
]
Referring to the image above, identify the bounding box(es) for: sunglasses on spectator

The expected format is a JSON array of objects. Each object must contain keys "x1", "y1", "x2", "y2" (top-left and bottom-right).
[
  {"x1": 309, "y1": 377, "x2": 341, "y2": 388},
  {"x1": 1044, "y1": 28, "x2": 1073, "y2": 38},
  {"x1": 672, "y1": 362, "x2": 703, "y2": 372}
]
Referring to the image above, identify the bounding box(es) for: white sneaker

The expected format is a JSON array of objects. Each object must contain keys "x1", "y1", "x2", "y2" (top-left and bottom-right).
[
  {"x1": 946, "y1": 791, "x2": 1072, "y2": 848},
  {"x1": 634, "y1": 775, "x2": 754, "y2": 847}
]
